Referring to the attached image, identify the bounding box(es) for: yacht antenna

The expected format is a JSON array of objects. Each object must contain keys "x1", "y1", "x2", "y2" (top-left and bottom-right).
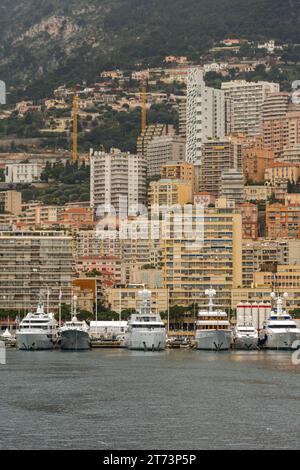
[
  {"x1": 73, "y1": 295, "x2": 77, "y2": 319},
  {"x1": 47, "y1": 289, "x2": 51, "y2": 315},
  {"x1": 271, "y1": 292, "x2": 288, "y2": 316},
  {"x1": 59, "y1": 288, "x2": 62, "y2": 328},
  {"x1": 205, "y1": 288, "x2": 216, "y2": 312}
]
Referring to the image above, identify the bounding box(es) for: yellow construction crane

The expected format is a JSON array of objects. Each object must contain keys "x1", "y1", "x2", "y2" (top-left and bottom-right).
[
  {"x1": 72, "y1": 85, "x2": 78, "y2": 163},
  {"x1": 141, "y1": 79, "x2": 147, "y2": 133}
]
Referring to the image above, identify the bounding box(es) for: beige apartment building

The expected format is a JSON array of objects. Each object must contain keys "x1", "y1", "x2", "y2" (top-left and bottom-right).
[
  {"x1": 262, "y1": 110, "x2": 300, "y2": 156},
  {"x1": 264, "y1": 162, "x2": 300, "y2": 185},
  {"x1": 199, "y1": 138, "x2": 244, "y2": 197},
  {"x1": 160, "y1": 162, "x2": 195, "y2": 190},
  {"x1": 107, "y1": 286, "x2": 168, "y2": 314},
  {"x1": 232, "y1": 287, "x2": 300, "y2": 313},
  {"x1": 243, "y1": 140, "x2": 275, "y2": 183},
  {"x1": 149, "y1": 179, "x2": 193, "y2": 207},
  {"x1": 244, "y1": 185, "x2": 273, "y2": 202},
  {"x1": 19, "y1": 203, "x2": 61, "y2": 228},
  {"x1": 0, "y1": 231, "x2": 74, "y2": 312},
  {"x1": 242, "y1": 239, "x2": 300, "y2": 288},
  {"x1": 0, "y1": 190, "x2": 22, "y2": 215},
  {"x1": 267, "y1": 203, "x2": 300, "y2": 239},
  {"x1": 253, "y1": 265, "x2": 300, "y2": 290},
  {"x1": 161, "y1": 207, "x2": 242, "y2": 310}
]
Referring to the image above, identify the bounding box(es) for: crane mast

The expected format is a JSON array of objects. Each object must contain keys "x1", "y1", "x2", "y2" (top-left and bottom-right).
[{"x1": 72, "y1": 85, "x2": 78, "y2": 163}]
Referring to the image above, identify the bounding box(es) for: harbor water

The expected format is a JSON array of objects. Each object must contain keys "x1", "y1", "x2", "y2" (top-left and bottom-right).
[{"x1": 0, "y1": 349, "x2": 299, "y2": 450}]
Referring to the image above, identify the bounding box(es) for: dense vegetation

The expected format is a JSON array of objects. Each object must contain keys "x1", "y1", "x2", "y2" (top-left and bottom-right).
[
  {"x1": 20, "y1": 162, "x2": 90, "y2": 205},
  {"x1": 79, "y1": 104, "x2": 178, "y2": 153},
  {"x1": 1, "y1": 0, "x2": 300, "y2": 99}
]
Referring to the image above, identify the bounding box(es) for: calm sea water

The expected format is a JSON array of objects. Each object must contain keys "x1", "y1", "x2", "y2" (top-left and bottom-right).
[{"x1": 0, "y1": 349, "x2": 299, "y2": 450}]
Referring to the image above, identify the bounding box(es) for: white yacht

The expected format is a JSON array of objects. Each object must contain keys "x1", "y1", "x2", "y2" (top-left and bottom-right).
[
  {"x1": 60, "y1": 296, "x2": 90, "y2": 351},
  {"x1": 16, "y1": 299, "x2": 58, "y2": 350},
  {"x1": 195, "y1": 288, "x2": 232, "y2": 351},
  {"x1": 259, "y1": 293, "x2": 300, "y2": 350},
  {"x1": 233, "y1": 308, "x2": 258, "y2": 350},
  {"x1": 233, "y1": 324, "x2": 258, "y2": 350},
  {"x1": 0, "y1": 328, "x2": 16, "y2": 347},
  {"x1": 125, "y1": 289, "x2": 166, "y2": 351}
]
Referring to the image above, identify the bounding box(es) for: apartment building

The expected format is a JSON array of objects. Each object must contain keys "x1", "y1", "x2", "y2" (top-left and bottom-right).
[
  {"x1": 231, "y1": 287, "x2": 300, "y2": 313},
  {"x1": 239, "y1": 203, "x2": 258, "y2": 239},
  {"x1": 90, "y1": 148, "x2": 147, "y2": 216},
  {"x1": 243, "y1": 140, "x2": 275, "y2": 183},
  {"x1": 262, "y1": 110, "x2": 300, "y2": 156},
  {"x1": 17, "y1": 204, "x2": 61, "y2": 228},
  {"x1": 242, "y1": 239, "x2": 289, "y2": 288},
  {"x1": 73, "y1": 278, "x2": 96, "y2": 314},
  {"x1": 221, "y1": 80, "x2": 279, "y2": 136},
  {"x1": 220, "y1": 169, "x2": 245, "y2": 205},
  {"x1": 267, "y1": 203, "x2": 300, "y2": 239},
  {"x1": 107, "y1": 286, "x2": 168, "y2": 314},
  {"x1": 137, "y1": 124, "x2": 175, "y2": 159},
  {"x1": 199, "y1": 137, "x2": 244, "y2": 196},
  {"x1": 178, "y1": 96, "x2": 187, "y2": 138},
  {"x1": 147, "y1": 135, "x2": 186, "y2": 177},
  {"x1": 286, "y1": 193, "x2": 300, "y2": 205},
  {"x1": 280, "y1": 145, "x2": 300, "y2": 164},
  {"x1": 0, "y1": 231, "x2": 74, "y2": 312},
  {"x1": 186, "y1": 68, "x2": 226, "y2": 163},
  {"x1": 253, "y1": 265, "x2": 300, "y2": 290},
  {"x1": 244, "y1": 185, "x2": 273, "y2": 202},
  {"x1": 75, "y1": 230, "x2": 122, "y2": 259},
  {"x1": 161, "y1": 207, "x2": 242, "y2": 310},
  {"x1": 264, "y1": 162, "x2": 300, "y2": 185},
  {"x1": 149, "y1": 179, "x2": 193, "y2": 207},
  {"x1": 76, "y1": 255, "x2": 121, "y2": 286},
  {"x1": 58, "y1": 207, "x2": 94, "y2": 228},
  {"x1": 0, "y1": 190, "x2": 22, "y2": 215},
  {"x1": 5, "y1": 163, "x2": 43, "y2": 184},
  {"x1": 160, "y1": 162, "x2": 195, "y2": 189},
  {"x1": 262, "y1": 92, "x2": 290, "y2": 120}
]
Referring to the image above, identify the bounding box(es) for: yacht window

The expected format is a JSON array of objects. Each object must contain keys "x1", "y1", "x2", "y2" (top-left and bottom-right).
[{"x1": 269, "y1": 325, "x2": 297, "y2": 329}]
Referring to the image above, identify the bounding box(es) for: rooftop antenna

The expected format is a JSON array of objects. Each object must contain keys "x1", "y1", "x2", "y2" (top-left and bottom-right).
[{"x1": 205, "y1": 288, "x2": 216, "y2": 313}]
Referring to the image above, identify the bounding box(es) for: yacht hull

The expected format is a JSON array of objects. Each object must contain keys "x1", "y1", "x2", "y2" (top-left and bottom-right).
[
  {"x1": 126, "y1": 330, "x2": 166, "y2": 351},
  {"x1": 61, "y1": 330, "x2": 90, "y2": 351},
  {"x1": 196, "y1": 330, "x2": 232, "y2": 351},
  {"x1": 16, "y1": 332, "x2": 55, "y2": 351},
  {"x1": 263, "y1": 331, "x2": 300, "y2": 350},
  {"x1": 234, "y1": 336, "x2": 258, "y2": 350}
]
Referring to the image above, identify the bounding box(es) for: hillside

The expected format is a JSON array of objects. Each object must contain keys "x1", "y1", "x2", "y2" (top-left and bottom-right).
[{"x1": 1, "y1": 0, "x2": 300, "y2": 99}]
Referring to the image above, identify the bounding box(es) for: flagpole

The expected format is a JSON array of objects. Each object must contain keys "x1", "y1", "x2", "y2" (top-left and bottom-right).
[
  {"x1": 59, "y1": 289, "x2": 62, "y2": 328},
  {"x1": 167, "y1": 288, "x2": 170, "y2": 337},
  {"x1": 95, "y1": 279, "x2": 98, "y2": 338},
  {"x1": 47, "y1": 288, "x2": 50, "y2": 315}
]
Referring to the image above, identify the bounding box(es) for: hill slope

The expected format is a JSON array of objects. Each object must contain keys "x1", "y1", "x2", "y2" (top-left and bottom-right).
[{"x1": 1, "y1": 0, "x2": 300, "y2": 97}]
